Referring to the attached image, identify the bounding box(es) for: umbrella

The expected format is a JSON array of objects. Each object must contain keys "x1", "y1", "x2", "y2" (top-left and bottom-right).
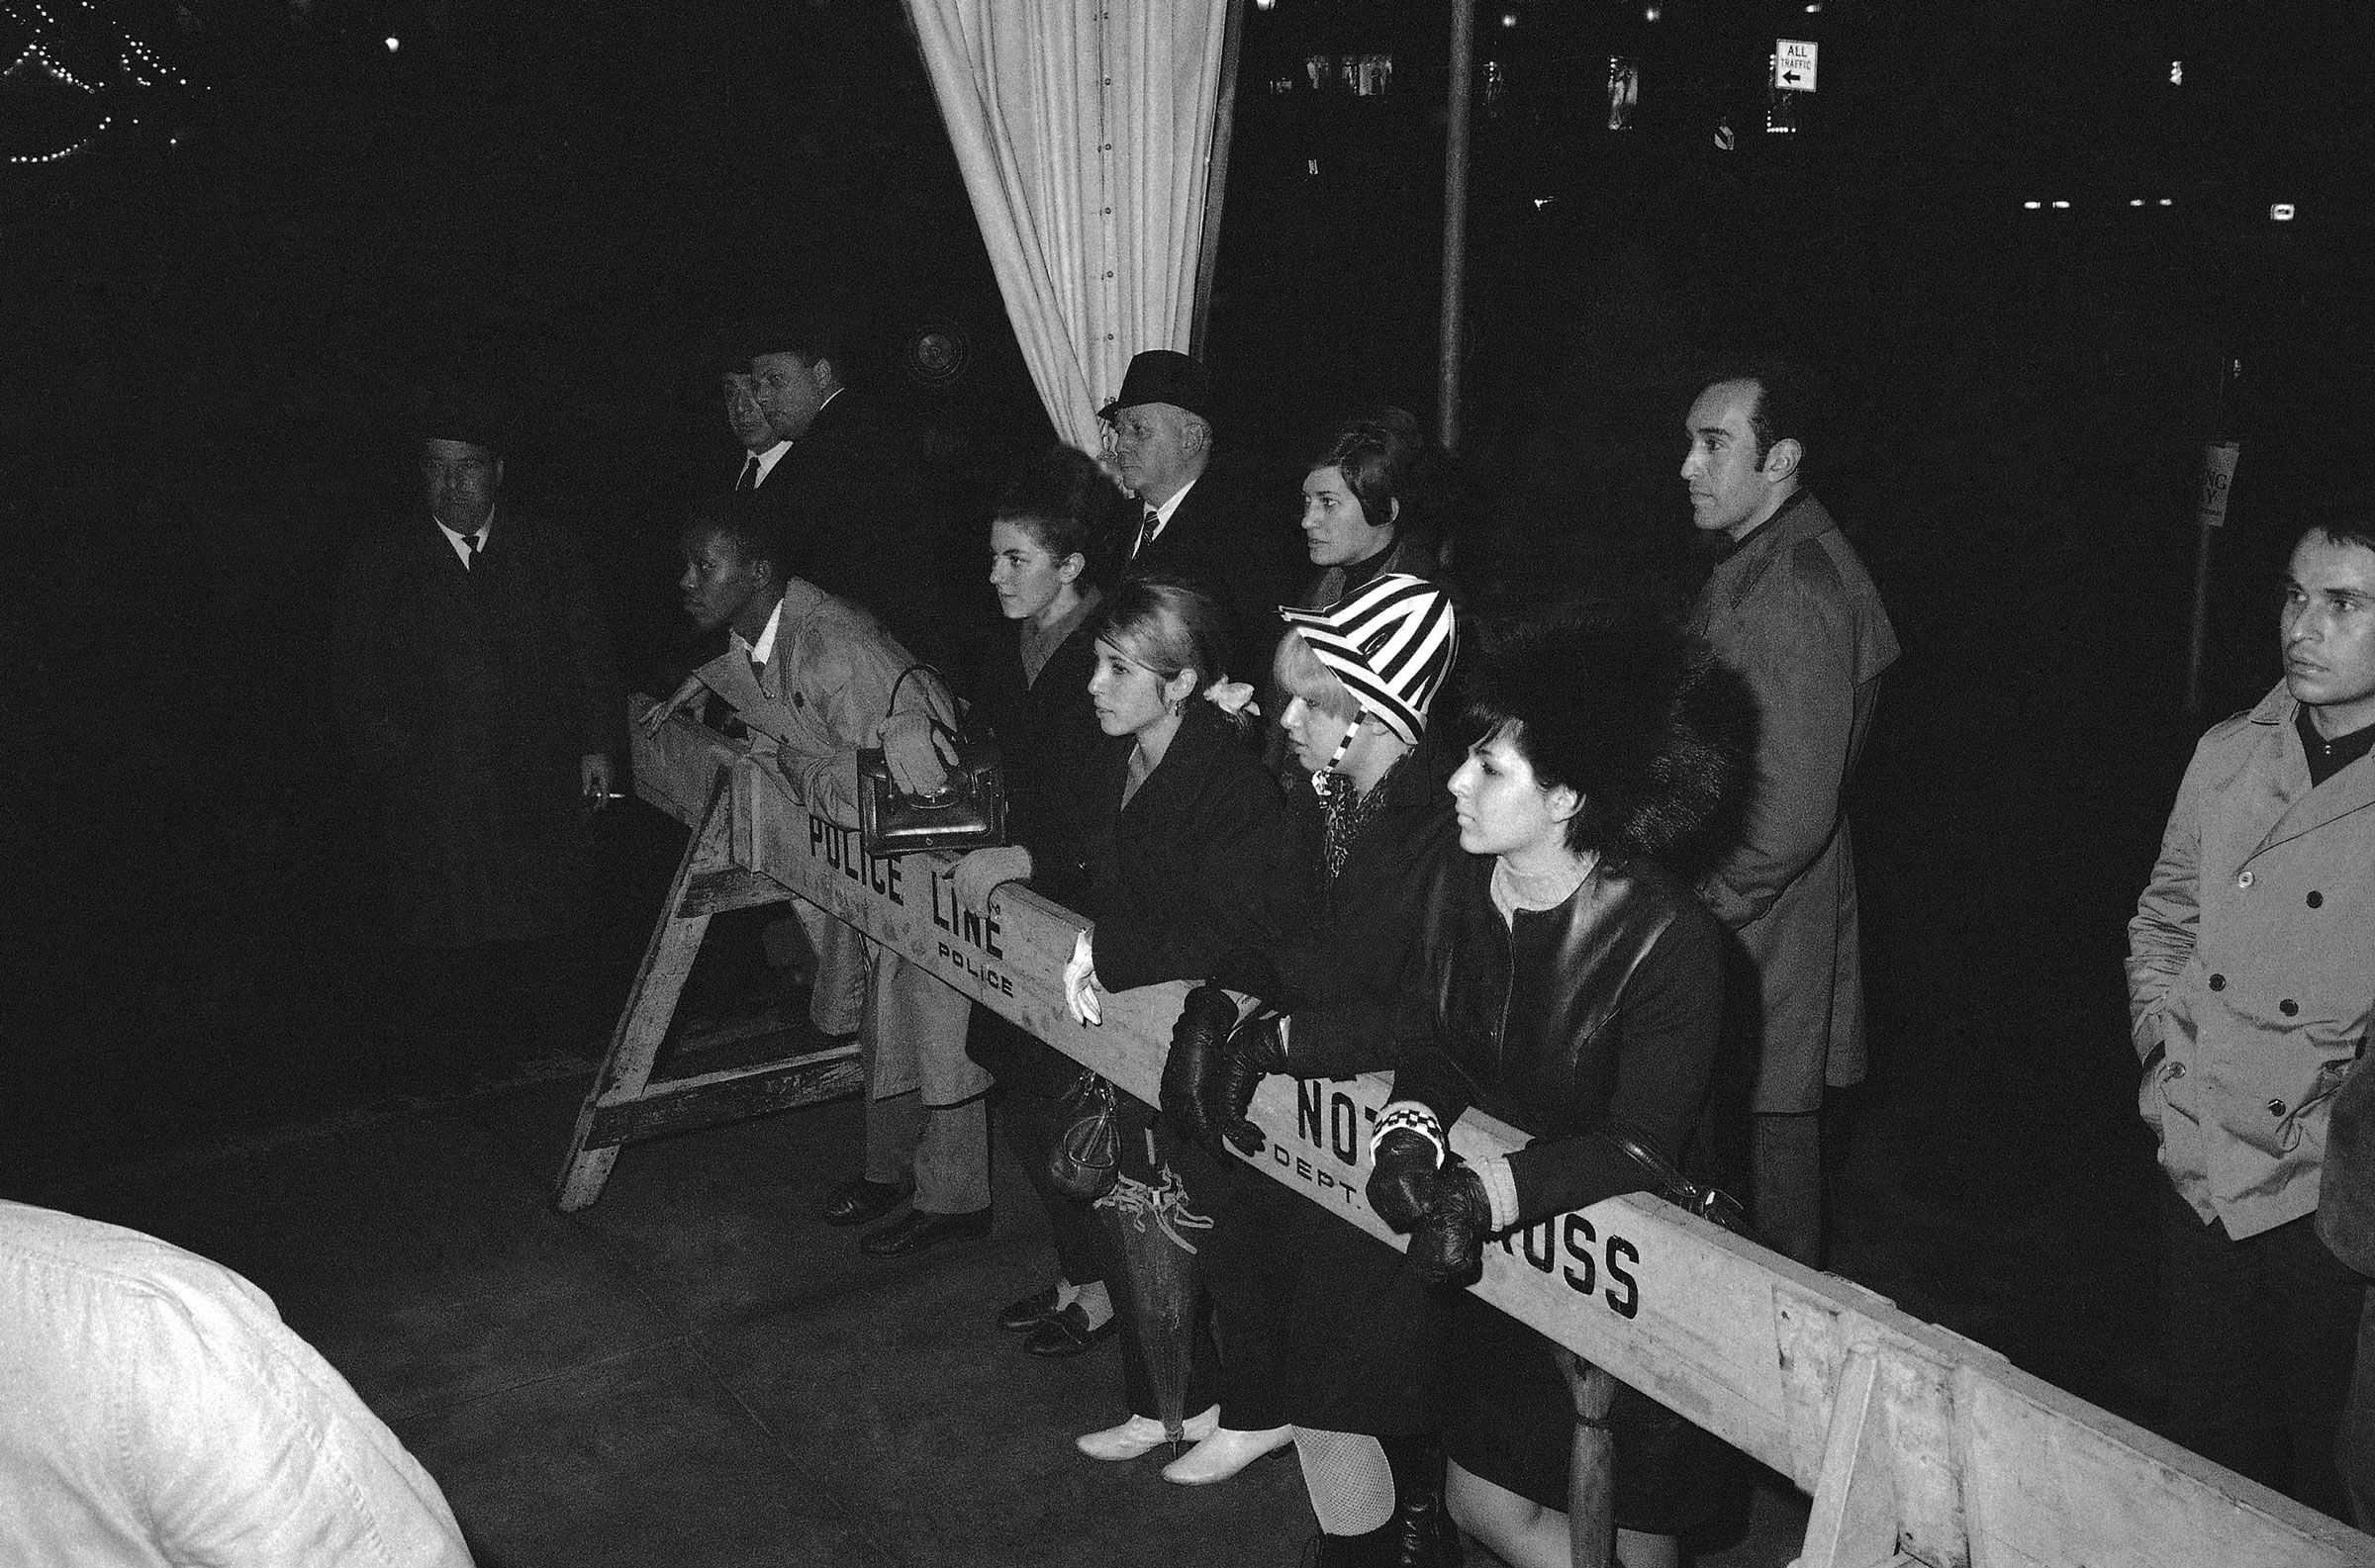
[{"x1": 1094, "y1": 1129, "x2": 1213, "y2": 1454}]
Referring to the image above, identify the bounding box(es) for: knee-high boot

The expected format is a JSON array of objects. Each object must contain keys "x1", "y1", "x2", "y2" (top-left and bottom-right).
[{"x1": 1307, "y1": 1432, "x2": 1460, "y2": 1568}]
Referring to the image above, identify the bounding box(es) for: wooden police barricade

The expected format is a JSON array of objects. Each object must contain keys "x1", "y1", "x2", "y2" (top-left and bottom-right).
[{"x1": 575, "y1": 708, "x2": 2375, "y2": 1568}]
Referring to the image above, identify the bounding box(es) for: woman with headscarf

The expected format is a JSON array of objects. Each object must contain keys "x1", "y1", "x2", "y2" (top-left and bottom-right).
[{"x1": 1162, "y1": 574, "x2": 1472, "y2": 1553}]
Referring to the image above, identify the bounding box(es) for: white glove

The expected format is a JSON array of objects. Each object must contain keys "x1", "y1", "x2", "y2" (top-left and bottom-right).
[{"x1": 1063, "y1": 929, "x2": 1102, "y2": 1026}]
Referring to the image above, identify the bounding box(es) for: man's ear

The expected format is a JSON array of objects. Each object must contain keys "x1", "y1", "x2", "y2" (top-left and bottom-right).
[
  {"x1": 1760, "y1": 436, "x2": 1801, "y2": 484},
  {"x1": 1386, "y1": 497, "x2": 1401, "y2": 524},
  {"x1": 493, "y1": 456, "x2": 507, "y2": 490},
  {"x1": 810, "y1": 356, "x2": 841, "y2": 395}
]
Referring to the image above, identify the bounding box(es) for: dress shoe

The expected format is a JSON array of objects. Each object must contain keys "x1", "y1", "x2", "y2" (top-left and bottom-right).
[
  {"x1": 820, "y1": 1177, "x2": 909, "y2": 1228},
  {"x1": 858, "y1": 1207, "x2": 993, "y2": 1257},
  {"x1": 1160, "y1": 1423, "x2": 1293, "y2": 1484},
  {"x1": 1022, "y1": 1303, "x2": 1118, "y2": 1358},
  {"x1": 997, "y1": 1285, "x2": 1062, "y2": 1334},
  {"x1": 1076, "y1": 1404, "x2": 1221, "y2": 1461}
]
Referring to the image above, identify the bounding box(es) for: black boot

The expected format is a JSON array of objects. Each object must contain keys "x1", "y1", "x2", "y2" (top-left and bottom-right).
[{"x1": 1381, "y1": 1483, "x2": 1461, "y2": 1567}]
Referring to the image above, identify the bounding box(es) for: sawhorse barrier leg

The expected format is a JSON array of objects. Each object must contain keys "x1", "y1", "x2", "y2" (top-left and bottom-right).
[{"x1": 553, "y1": 772, "x2": 864, "y2": 1213}]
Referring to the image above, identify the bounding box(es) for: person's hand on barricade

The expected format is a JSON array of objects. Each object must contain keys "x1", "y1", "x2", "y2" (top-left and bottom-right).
[
  {"x1": 1406, "y1": 1155, "x2": 1491, "y2": 1287},
  {"x1": 1063, "y1": 930, "x2": 1102, "y2": 1026},
  {"x1": 580, "y1": 752, "x2": 617, "y2": 814},
  {"x1": 637, "y1": 675, "x2": 707, "y2": 737},
  {"x1": 950, "y1": 845, "x2": 1033, "y2": 919},
  {"x1": 1366, "y1": 1120, "x2": 1446, "y2": 1233},
  {"x1": 879, "y1": 711, "x2": 954, "y2": 797},
  {"x1": 1211, "y1": 1012, "x2": 1290, "y2": 1156},
  {"x1": 1160, "y1": 984, "x2": 1240, "y2": 1152}
]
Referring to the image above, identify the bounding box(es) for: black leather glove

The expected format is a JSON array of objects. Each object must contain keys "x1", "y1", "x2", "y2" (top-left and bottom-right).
[
  {"x1": 1210, "y1": 1013, "x2": 1290, "y2": 1156},
  {"x1": 1160, "y1": 984, "x2": 1240, "y2": 1152},
  {"x1": 1366, "y1": 1127, "x2": 1444, "y2": 1234},
  {"x1": 1407, "y1": 1157, "x2": 1491, "y2": 1287}
]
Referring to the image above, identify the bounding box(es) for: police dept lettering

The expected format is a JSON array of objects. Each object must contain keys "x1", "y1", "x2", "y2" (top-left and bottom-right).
[{"x1": 1281, "y1": 1081, "x2": 1645, "y2": 1320}]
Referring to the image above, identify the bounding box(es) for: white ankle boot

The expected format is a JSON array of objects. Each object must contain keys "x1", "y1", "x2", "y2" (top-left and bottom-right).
[
  {"x1": 1075, "y1": 1404, "x2": 1221, "y2": 1461},
  {"x1": 1159, "y1": 1422, "x2": 1293, "y2": 1484}
]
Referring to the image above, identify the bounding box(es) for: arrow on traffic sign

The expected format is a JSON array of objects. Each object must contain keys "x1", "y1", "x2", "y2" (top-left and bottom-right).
[{"x1": 1781, "y1": 69, "x2": 1803, "y2": 85}]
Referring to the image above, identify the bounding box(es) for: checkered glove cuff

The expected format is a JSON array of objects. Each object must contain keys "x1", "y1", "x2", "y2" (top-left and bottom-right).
[{"x1": 1371, "y1": 1101, "x2": 1447, "y2": 1168}]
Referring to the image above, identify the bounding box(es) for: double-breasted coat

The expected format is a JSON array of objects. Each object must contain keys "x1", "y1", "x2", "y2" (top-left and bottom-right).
[
  {"x1": 332, "y1": 504, "x2": 622, "y2": 948},
  {"x1": 1689, "y1": 492, "x2": 1898, "y2": 1112},
  {"x1": 2130, "y1": 683, "x2": 2375, "y2": 1241}
]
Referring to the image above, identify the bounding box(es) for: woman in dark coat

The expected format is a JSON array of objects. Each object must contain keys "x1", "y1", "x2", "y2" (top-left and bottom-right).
[
  {"x1": 949, "y1": 446, "x2": 1127, "y2": 1357},
  {"x1": 1038, "y1": 575, "x2": 1311, "y2": 1476},
  {"x1": 1165, "y1": 575, "x2": 1472, "y2": 1560},
  {"x1": 1360, "y1": 614, "x2": 1743, "y2": 1568}
]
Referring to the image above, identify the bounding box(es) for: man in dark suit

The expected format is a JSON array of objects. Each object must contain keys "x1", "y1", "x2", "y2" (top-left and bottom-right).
[
  {"x1": 332, "y1": 394, "x2": 624, "y2": 1079},
  {"x1": 724, "y1": 368, "x2": 793, "y2": 494},
  {"x1": 1101, "y1": 349, "x2": 1298, "y2": 683},
  {"x1": 743, "y1": 314, "x2": 954, "y2": 669}
]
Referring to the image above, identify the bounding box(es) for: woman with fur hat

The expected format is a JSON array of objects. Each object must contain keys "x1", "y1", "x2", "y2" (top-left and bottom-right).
[{"x1": 1354, "y1": 612, "x2": 1743, "y2": 1568}]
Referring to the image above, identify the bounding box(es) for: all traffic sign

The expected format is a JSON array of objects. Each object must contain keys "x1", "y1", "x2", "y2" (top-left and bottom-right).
[{"x1": 1775, "y1": 38, "x2": 1818, "y2": 92}]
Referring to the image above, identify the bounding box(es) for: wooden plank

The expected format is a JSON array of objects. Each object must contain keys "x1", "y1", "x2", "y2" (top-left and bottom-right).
[
  {"x1": 679, "y1": 868, "x2": 790, "y2": 918},
  {"x1": 1797, "y1": 1350, "x2": 1899, "y2": 1568},
  {"x1": 554, "y1": 770, "x2": 736, "y2": 1213},
  {"x1": 625, "y1": 708, "x2": 2375, "y2": 1568},
  {"x1": 581, "y1": 1043, "x2": 863, "y2": 1149}
]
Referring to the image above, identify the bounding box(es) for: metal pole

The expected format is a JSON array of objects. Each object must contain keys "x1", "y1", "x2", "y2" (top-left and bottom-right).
[
  {"x1": 1436, "y1": 0, "x2": 1474, "y2": 451},
  {"x1": 2183, "y1": 518, "x2": 2216, "y2": 713},
  {"x1": 1189, "y1": 0, "x2": 1249, "y2": 363}
]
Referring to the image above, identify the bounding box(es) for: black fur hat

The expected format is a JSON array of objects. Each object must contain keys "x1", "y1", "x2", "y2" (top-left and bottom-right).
[{"x1": 1460, "y1": 609, "x2": 1746, "y2": 866}]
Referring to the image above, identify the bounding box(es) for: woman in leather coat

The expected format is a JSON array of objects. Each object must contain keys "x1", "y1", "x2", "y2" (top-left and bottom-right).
[{"x1": 1362, "y1": 614, "x2": 1743, "y2": 1568}]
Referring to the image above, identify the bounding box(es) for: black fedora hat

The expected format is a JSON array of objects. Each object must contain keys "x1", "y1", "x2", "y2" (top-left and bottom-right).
[{"x1": 1097, "y1": 349, "x2": 1211, "y2": 421}]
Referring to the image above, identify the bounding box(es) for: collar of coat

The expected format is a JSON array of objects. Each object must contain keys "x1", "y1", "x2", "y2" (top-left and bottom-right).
[
  {"x1": 1702, "y1": 489, "x2": 1831, "y2": 607},
  {"x1": 1106, "y1": 701, "x2": 1241, "y2": 839},
  {"x1": 2237, "y1": 680, "x2": 2375, "y2": 859}
]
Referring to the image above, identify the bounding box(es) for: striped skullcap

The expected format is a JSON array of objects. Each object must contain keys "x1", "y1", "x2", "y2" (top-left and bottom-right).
[{"x1": 1278, "y1": 574, "x2": 1458, "y2": 747}]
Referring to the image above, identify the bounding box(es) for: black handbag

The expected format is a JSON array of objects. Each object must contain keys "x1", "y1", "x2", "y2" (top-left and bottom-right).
[
  {"x1": 857, "y1": 665, "x2": 1006, "y2": 858},
  {"x1": 1605, "y1": 1124, "x2": 1755, "y2": 1239},
  {"x1": 1048, "y1": 1069, "x2": 1121, "y2": 1203}
]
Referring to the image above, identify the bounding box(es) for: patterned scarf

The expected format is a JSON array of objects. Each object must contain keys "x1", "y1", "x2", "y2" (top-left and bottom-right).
[{"x1": 1320, "y1": 760, "x2": 1398, "y2": 883}]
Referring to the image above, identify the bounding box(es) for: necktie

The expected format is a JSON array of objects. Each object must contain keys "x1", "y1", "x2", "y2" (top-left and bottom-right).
[
  {"x1": 749, "y1": 652, "x2": 766, "y2": 691},
  {"x1": 1132, "y1": 506, "x2": 1161, "y2": 560},
  {"x1": 461, "y1": 530, "x2": 482, "y2": 568},
  {"x1": 736, "y1": 454, "x2": 760, "y2": 492}
]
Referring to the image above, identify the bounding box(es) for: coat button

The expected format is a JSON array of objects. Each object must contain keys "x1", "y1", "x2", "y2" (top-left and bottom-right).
[
  {"x1": 2208, "y1": 974, "x2": 2226, "y2": 990},
  {"x1": 2237, "y1": 870, "x2": 2255, "y2": 888},
  {"x1": 2281, "y1": 999, "x2": 2300, "y2": 1016},
  {"x1": 2169, "y1": 1062, "x2": 2187, "y2": 1079},
  {"x1": 2310, "y1": 891, "x2": 2325, "y2": 908},
  {"x1": 2269, "y1": 1099, "x2": 2288, "y2": 1118}
]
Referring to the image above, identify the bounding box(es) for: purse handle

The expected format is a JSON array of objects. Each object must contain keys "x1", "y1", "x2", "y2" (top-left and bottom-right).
[{"x1": 884, "y1": 663, "x2": 964, "y2": 749}]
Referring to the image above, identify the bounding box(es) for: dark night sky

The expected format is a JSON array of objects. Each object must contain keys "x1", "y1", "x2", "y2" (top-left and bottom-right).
[{"x1": 3, "y1": 0, "x2": 2371, "y2": 1173}]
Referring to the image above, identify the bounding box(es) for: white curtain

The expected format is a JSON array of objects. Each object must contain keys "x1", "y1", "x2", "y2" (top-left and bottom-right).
[{"x1": 903, "y1": 0, "x2": 1232, "y2": 451}]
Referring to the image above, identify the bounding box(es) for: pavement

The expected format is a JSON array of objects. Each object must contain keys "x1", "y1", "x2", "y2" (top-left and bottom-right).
[{"x1": 18, "y1": 1058, "x2": 1816, "y2": 1567}]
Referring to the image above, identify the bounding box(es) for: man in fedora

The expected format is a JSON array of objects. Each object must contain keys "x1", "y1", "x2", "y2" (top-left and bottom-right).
[{"x1": 1101, "y1": 348, "x2": 1299, "y2": 682}]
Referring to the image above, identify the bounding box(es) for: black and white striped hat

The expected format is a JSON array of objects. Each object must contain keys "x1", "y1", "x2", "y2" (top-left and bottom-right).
[{"x1": 1278, "y1": 574, "x2": 1458, "y2": 747}]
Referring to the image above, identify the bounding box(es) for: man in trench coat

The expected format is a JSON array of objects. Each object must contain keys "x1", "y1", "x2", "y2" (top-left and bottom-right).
[
  {"x1": 647, "y1": 495, "x2": 994, "y2": 1256},
  {"x1": 1682, "y1": 360, "x2": 1898, "y2": 1266},
  {"x1": 2132, "y1": 518, "x2": 2375, "y2": 1520}
]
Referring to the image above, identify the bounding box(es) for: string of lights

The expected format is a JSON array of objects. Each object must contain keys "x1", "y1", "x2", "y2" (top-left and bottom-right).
[{"x1": 1, "y1": 0, "x2": 197, "y2": 166}]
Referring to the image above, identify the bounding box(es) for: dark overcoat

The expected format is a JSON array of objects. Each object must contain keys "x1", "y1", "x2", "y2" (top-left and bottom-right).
[
  {"x1": 332, "y1": 504, "x2": 621, "y2": 948},
  {"x1": 756, "y1": 392, "x2": 956, "y2": 669},
  {"x1": 1689, "y1": 491, "x2": 1897, "y2": 1112}
]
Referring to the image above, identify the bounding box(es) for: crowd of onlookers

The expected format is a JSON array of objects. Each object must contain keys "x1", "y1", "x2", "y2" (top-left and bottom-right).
[{"x1": 11, "y1": 312, "x2": 2375, "y2": 1567}]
